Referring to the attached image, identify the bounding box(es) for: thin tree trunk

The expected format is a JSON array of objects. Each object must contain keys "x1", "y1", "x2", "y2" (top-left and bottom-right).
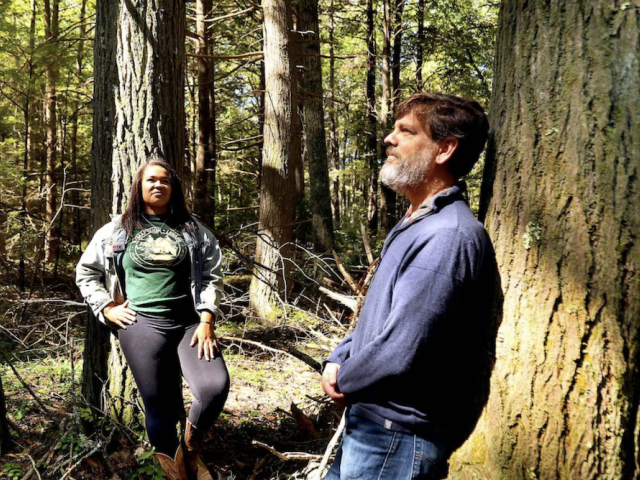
[
  {"x1": 249, "y1": 0, "x2": 298, "y2": 320},
  {"x1": 453, "y1": 2, "x2": 640, "y2": 478},
  {"x1": 43, "y1": 0, "x2": 59, "y2": 263},
  {"x1": 193, "y1": 0, "x2": 216, "y2": 227},
  {"x1": 365, "y1": 0, "x2": 378, "y2": 235},
  {"x1": 299, "y1": 0, "x2": 334, "y2": 252},
  {"x1": 0, "y1": 374, "x2": 10, "y2": 455},
  {"x1": 415, "y1": 0, "x2": 424, "y2": 91},
  {"x1": 379, "y1": 0, "x2": 395, "y2": 234},
  {"x1": 69, "y1": 0, "x2": 87, "y2": 246},
  {"x1": 328, "y1": 0, "x2": 340, "y2": 226}
]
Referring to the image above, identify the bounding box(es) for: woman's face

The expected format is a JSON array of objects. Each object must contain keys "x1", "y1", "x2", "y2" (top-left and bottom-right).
[{"x1": 141, "y1": 165, "x2": 172, "y2": 214}]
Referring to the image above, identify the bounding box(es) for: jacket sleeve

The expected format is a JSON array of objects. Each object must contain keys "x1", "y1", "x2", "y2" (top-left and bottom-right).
[
  {"x1": 327, "y1": 334, "x2": 353, "y2": 366},
  {"x1": 334, "y1": 230, "x2": 474, "y2": 398},
  {"x1": 75, "y1": 224, "x2": 113, "y2": 325},
  {"x1": 196, "y1": 223, "x2": 224, "y2": 319}
]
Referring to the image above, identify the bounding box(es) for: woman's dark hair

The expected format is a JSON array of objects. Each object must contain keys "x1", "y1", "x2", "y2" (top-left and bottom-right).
[
  {"x1": 395, "y1": 92, "x2": 489, "y2": 179},
  {"x1": 121, "y1": 158, "x2": 197, "y2": 237}
]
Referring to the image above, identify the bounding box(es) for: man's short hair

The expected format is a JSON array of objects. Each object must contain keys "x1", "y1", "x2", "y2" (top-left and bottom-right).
[{"x1": 395, "y1": 92, "x2": 489, "y2": 179}]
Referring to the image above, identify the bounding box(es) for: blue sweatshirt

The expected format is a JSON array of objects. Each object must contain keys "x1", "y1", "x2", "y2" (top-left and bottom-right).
[{"x1": 328, "y1": 184, "x2": 499, "y2": 448}]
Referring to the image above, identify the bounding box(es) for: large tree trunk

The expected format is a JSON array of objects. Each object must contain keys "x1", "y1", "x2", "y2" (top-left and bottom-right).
[
  {"x1": 43, "y1": 0, "x2": 60, "y2": 263},
  {"x1": 193, "y1": 0, "x2": 216, "y2": 227},
  {"x1": 365, "y1": 0, "x2": 378, "y2": 235},
  {"x1": 249, "y1": 0, "x2": 298, "y2": 320},
  {"x1": 299, "y1": 0, "x2": 334, "y2": 252},
  {"x1": 452, "y1": 2, "x2": 640, "y2": 479},
  {"x1": 82, "y1": 0, "x2": 186, "y2": 430}
]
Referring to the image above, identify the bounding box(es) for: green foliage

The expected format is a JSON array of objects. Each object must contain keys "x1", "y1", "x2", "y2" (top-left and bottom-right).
[
  {"x1": 1, "y1": 462, "x2": 24, "y2": 480},
  {"x1": 129, "y1": 448, "x2": 166, "y2": 480}
]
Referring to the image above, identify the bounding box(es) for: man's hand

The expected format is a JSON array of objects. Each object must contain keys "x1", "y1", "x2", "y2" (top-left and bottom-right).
[
  {"x1": 323, "y1": 362, "x2": 347, "y2": 407},
  {"x1": 190, "y1": 312, "x2": 220, "y2": 361},
  {"x1": 103, "y1": 300, "x2": 137, "y2": 329}
]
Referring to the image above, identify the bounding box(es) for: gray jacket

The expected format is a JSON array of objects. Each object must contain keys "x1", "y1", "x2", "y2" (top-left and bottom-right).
[{"x1": 76, "y1": 215, "x2": 223, "y2": 325}]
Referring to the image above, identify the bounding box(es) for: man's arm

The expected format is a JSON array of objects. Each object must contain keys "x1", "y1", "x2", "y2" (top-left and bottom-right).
[{"x1": 335, "y1": 232, "x2": 473, "y2": 398}]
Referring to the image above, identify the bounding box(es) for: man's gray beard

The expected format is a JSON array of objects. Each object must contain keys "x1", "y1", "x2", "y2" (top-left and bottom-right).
[{"x1": 380, "y1": 153, "x2": 431, "y2": 193}]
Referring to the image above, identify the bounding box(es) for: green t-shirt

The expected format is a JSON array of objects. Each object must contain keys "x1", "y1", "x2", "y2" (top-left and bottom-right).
[{"x1": 122, "y1": 214, "x2": 192, "y2": 317}]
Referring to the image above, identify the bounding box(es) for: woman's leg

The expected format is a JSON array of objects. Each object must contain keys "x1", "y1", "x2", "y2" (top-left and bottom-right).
[
  {"x1": 117, "y1": 314, "x2": 184, "y2": 456},
  {"x1": 177, "y1": 322, "x2": 230, "y2": 432}
]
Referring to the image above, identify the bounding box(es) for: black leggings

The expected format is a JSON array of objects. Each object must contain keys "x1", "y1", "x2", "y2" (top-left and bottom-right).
[{"x1": 118, "y1": 312, "x2": 230, "y2": 456}]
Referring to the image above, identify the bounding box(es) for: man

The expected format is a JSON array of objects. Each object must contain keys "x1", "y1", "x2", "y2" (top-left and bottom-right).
[{"x1": 322, "y1": 92, "x2": 500, "y2": 479}]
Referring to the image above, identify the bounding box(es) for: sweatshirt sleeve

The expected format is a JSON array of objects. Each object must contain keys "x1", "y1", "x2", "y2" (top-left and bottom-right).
[{"x1": 334, "y1": 230, "x2": 474, "y2": 397}]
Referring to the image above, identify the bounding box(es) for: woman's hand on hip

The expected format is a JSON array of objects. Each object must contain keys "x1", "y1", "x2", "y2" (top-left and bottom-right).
[
  {"x1": 103, "y1": 300, "x2": 137, "y2": 329},
  {"x1": 190, "y1": 312, "x2": 219, "y2": 361}
]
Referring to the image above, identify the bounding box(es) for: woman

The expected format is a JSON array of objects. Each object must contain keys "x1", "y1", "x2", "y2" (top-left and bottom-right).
[{"x1": 76, "y1": 158, "x2": 229, "y2": 480}]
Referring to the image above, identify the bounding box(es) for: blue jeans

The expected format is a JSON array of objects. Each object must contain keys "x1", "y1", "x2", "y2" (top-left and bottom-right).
[{"x1": 324, "y1": 412, "x2": 450, "y2": 480}]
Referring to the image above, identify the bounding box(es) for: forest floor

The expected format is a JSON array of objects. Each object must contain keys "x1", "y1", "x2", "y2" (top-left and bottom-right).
[{"x1": 0, "y1": 273, "x2": 348, "y2": 480}]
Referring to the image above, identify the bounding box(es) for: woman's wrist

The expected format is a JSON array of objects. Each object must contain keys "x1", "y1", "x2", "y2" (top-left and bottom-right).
[{"x1": 200, "y1": 320, "x2": 214, "y2": 325}]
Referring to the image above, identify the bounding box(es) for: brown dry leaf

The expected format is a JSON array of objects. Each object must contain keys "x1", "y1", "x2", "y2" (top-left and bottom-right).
[{"x1": 290, "y1": 402, "x2": 318, "y2": 438}]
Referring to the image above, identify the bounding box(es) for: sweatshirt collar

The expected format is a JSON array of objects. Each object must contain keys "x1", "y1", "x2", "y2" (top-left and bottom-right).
[{"x1": 401, "y1": 181, "x2": 467, "y2": 225}]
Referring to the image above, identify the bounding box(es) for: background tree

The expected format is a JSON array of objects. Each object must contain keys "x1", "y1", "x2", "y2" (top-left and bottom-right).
[
  {"x1": 299, "y1": 0, "x2": 334, "y2": 253},
  {"x1": 249, "y1": 0, "x2": 299, "y2": 319},
  {"x1": 452, "y1": 1, "x2": 640, "y2": 478}
]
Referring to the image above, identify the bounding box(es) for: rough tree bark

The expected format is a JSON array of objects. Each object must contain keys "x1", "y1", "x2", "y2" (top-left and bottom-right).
[
  {"x1": 193, "y1": 0, "x2": 216, "y2": 227},
  {"x1": 452, "y1": 2, "x2": 640, "y2": 479},
  {"x1": 299, "y1": 0, "x2": 334, "y2": 252},
  {"x1": 43, "y1": 0, "x2": 59, "y2": 263},
  {"x1": 82, "y1": 0, "x2": 186, "y2": 430},
  {"x1": 249, "y1": 0, "x2": 298, "y2": 320}
]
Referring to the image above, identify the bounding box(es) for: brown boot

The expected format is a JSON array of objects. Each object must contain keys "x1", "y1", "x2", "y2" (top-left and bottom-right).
[
  {"x1": 155, "y1": 445, "x2": 189, "y2": 480},
  {"x1": 183, "y1": 421, "x2": 214, "y2": 480}
]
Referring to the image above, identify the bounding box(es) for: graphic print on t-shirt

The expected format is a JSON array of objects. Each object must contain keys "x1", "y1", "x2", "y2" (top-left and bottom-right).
[{"x1": 128, "y1": 226, "x2": 187, "y2": 268}]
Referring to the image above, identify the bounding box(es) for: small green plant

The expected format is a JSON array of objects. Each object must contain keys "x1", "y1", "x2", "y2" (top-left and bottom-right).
[
  {"x1": 1, "y1": 462, "x2": 24, "y2": 480},
  {"x1": 55, "y1": 430, "x2": 87, "y2": 456},
  {"x1": 129, "y1": 448, "x2": 165, "y2": 480}
]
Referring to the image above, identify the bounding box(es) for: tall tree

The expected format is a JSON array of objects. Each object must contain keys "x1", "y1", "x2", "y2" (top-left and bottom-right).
[
  {"x1": 328, "y1": 0, "x2": 340, "y2": 226},
  {"x1": 453, "y1": 2, "x2": 640, "y2": 478},
  {"x1": 43, "y1": 0, "x2": 59, "y2": 263},
  {"x1": 299, "y1": 0, "x2": 334, "y2": 252},
  {"x1": 193, "y1": 0, "x2": 216, "y2": 227},
  {"x1": 82, "y1": 0, "x2": 186, "y2": 427},
  {"x1": 249, "y1": 0, "x2": 298, "y2": 319},
  {"x1": 365, "y1": 0, "x2": 378, "y2": 235},
  {"x1": 415, "y1": 0, "x2": 424, "y2": 91}
]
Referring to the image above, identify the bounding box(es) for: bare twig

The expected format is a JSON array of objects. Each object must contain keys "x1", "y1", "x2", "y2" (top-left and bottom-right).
[
  {"x1": 252, "y1": 440, "x2": 323, "y2": 461},
  {"x1": 314, "y1": 411, "x2": 346, "y2": 479},
  {"x1": 0, "y1": 347, "x2": 51, "y2": 415}
]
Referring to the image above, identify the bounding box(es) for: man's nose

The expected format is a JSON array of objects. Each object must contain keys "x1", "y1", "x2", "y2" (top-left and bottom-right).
[{"x1": 384, "y1": 131, "x2": 397, "y2": 146}]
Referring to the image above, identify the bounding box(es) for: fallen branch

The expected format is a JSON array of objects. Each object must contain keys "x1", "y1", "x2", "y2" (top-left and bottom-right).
[
  {"x1": 0, "y1": 347, "x2": 51, "y2": 416},
  {"x1": 315, "y1": 410, "x2": 346, "y2": 479},
  {"x1": 252, "y1": 440, "x2": 323, "y2": 461},
  {"x1": 360, "y1": 223, "x2": 374, "y2": 265},
  {"x1": 219, "y1": 336, "x2": 320, "y2": 372},
  {"x1": 319, "y1": 287, "x2": 359, "y2": 313},
  {"x1": 331, "y1": 250, "x2": 358, "y2": 293},
  {"x1": 59, "y1": 441, "x2": 102, "y2": 480}
]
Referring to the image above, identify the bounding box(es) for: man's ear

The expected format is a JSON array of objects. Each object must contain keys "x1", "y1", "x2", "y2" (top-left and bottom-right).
[{"x1": 436, "y1": 137, "x2": 458, "y2": 165}]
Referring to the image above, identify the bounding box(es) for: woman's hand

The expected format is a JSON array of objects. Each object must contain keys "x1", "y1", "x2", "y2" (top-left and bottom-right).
[
  {"x1": 103, "y1": 299, "x2": 137, "y2": 329},
  {"x1": 190, "y1": 312, "x2": 220, "y2": 361}
]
